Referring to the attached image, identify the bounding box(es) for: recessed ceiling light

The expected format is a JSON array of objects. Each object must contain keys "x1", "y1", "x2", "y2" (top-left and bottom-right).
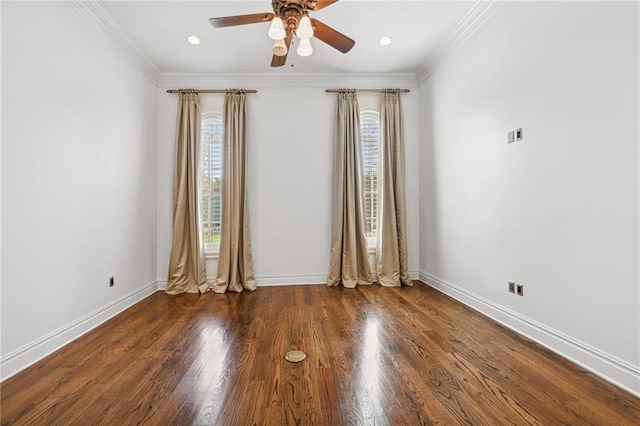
[
  {"x1": 187, "y1": 35, "x2": 201, "y2": 45},
  {"x1": 379, "y1": 36, "x2": 393, "y2": 47}
]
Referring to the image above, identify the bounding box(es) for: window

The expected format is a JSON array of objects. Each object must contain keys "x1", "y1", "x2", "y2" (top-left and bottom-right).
[
  {"x1": 200, "y1": 111, "x2": 223, "y2": 254},
  {"x1": 361, "y1": 110, "x2": 379, "y2": 249}
]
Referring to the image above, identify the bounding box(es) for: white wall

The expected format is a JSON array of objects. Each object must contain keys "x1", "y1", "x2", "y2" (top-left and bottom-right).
[
  {"x1": 157, "y1": 87, "x2": 420, "y2": 286},
  {"x1": 7, "y1": 0, "x2": 635, "y2": 398},
  {"x1": 1, "y1": 2, "x2": 158, "y2": 379},
  {"x1": 419, "y1": 1, "x2": 639, "y2": 393}
]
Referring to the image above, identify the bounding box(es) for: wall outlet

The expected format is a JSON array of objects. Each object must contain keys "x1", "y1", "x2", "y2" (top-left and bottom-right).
[
  {"x1": 515, "y1": 128, "x2": 523, "y2": 141},
  {"x1": 508, "y1": 281, "x2": 515, "y2": 293},
  {"x1": 516, "y1": 283, "x2": 524, "y2": 296},
  {"x1": 508, "y1": 128, "x2": 524, "y2": 144},
  {"x1": 109, "y1": 277, "x2": 114, "y2": 287}
]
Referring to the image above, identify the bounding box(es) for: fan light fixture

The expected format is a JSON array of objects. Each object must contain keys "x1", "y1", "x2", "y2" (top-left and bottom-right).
[
  {"x1": 297, "y1": 38, "x2": 313, "y2": 57},
  {"x1": 210, "y1": 0, "x2": 355, "y2": 67},
  {"x1": 268, "y1": 16, "x2": 286, "y2": 40},
  {"x1": 297, "y1": 15, "x2": 314, "y2": 40},
  {"x1": 272, "y1": 38, "x2": 288, "y2": 56}
]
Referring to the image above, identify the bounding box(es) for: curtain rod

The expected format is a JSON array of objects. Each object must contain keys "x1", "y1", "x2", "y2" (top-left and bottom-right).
[
  {"x1": 166, "y1": 89, "x2": 258, "y2": 94},
  {"x1": 325, "y1": 89, "x2": 410, "y2": 93}
]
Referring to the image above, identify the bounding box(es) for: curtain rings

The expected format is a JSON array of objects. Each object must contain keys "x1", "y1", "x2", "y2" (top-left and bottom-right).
[{"x1": 382, "y1": 88, "x2": 400, "y2": 95}]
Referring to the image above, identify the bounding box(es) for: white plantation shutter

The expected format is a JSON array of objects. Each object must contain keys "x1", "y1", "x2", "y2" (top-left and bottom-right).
[
  {"x1": 360, "y1": 110, "x2": 379, "y2": 249},
  {"x1": 200, "y1": 111, "x2": 223, "y2": 254}
]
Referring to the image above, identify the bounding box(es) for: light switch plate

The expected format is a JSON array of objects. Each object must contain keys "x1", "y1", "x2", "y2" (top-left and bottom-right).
[{"x1": 515, "y1": 128, "x2": 523, "y2": 141}]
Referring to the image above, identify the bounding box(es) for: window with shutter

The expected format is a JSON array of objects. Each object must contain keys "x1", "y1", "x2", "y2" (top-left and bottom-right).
[
  {"x1": 200, "y1": 111, "x2": 223, "y2": 254},
  {"x1": 361, "y1": 110, "x2": 379, "y2": 250}
]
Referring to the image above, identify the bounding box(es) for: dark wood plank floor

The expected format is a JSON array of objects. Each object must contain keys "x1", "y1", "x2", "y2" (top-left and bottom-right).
[{"x1": 1, "y1": 283, "x2": 639, "y2": 425}]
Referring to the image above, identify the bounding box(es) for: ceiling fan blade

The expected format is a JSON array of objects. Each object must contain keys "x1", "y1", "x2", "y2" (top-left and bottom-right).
[
  {"x1": 209, "y1": 12, "x2": 274, "y2": 28},
  {"x1": 271, "y1": 33, "x2": 293, "y2": 67},
  {"x1": 312, "y1": 0, "x2": 340, "y2": 11},
  {"x1": 310, "y1": 18, "x2": 355, "y2": 54}
]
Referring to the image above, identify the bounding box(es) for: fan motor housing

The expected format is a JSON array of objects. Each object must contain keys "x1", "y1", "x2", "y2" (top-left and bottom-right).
[{"x1": 272, "y1": 0, "x2": 318, "y2": 32}]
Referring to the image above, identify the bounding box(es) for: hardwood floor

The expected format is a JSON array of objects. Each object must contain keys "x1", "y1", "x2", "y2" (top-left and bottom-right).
[{"x1": 1, "y1": 283, "x2": 639, "y2": 425}]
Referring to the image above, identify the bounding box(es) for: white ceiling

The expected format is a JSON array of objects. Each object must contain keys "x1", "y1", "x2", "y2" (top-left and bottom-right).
[{"x1": 98, "y1": 1, "x2": 477, "y2": 76}]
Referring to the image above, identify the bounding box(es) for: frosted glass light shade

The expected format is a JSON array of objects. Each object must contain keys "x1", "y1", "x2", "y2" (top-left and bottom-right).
[
  {"x1": 272, "y1": 38, "x2": 288, "y2": 56},
  {"x1": 297, "y1": 15, "x2": 314, "y2": 40},
  {"x1": 297, "y1": 38, "x2": 313, "y2": 57},
  {"x1": 268, "y1": 16, "x2": 286, "y2": 40}
]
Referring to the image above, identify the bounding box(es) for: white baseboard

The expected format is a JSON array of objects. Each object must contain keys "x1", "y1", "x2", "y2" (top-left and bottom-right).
[
  {"x1": 158, "y1": 275, "x2": 326, "y2": 289},
  {"x1": 256, "y1": 273, "x2": 327, "y2": 286},
  {"x1": 257, "y1": 269, "x2": 420, "y2": 286},
  {"x1": 158, "y1": 270, "x2": 420, "y2": 290},
  {"x1": 157, "y1": 275, "x2": 327, "y2": 289},
  {"x1": 157, "y1": 279, "x2": 167, "y2": 291},
  {"x1": 159, "y1": 273, "x2": 334, "y2": 288},
  {"x1": 0, "y1": 280, "x2": 159, "y2": 382},
  {"x1": 418, "y1": 270, "x2": 640, "y2": 397}
]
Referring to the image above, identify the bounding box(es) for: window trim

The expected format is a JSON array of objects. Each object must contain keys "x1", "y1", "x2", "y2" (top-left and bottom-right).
[
  {"x1": 200, "y1": 109, "x2": 223, "y2": 256},
  {"x1": 360, "y1": 109, "x2": 380, "y2": 251}
]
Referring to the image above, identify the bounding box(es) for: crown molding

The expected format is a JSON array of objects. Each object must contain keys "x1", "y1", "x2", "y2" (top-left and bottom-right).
[
  {"x1": 70, "y1": 0, "x2": 161, "y2": 84},
  {"x1": 70, "y1": 0, "x2": 499, "y2": 90},
  {"x1": 68, "y1": 0, "x2": 416, "y2": 90},
  {"x1": 416, "y1": 0, "x2": 504, "y2": 85},
  {"x1": 157, "y1": 72, "x2": 419, "y2": 89}
]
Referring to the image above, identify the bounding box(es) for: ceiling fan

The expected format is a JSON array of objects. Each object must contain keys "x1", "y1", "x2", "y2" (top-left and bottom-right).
[{"x1": 209, "y1": 0, "x2": 355, "y2": 67}]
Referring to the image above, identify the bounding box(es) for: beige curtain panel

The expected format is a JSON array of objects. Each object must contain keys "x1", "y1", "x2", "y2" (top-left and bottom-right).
[
  {"x1": 377, "y1": 90, "x2": 412, "y2": 287},
  {"x1": 166, "y1": 91, "x2": 209, "y2": 295},
  {"x1": 327, "y1": 90, "x2": 373, "y2": 288},
  {"x1": 215, "y1": 92, "x2": 257, "y2": 293}
]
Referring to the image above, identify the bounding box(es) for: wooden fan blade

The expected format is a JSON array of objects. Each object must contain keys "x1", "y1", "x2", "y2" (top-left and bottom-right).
[
  {"x1": 271, "y1": 33, "x2": 293, "y2": 67},
  {"x1": 310, "y1": 18, "x2": 355, "y2": 54},
  {"x1": 312, "y1": 0, "x2": 339, "y2": 11},
  {"x1": 209, "y1": 12, "x2": 274, "y2": 28}
]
